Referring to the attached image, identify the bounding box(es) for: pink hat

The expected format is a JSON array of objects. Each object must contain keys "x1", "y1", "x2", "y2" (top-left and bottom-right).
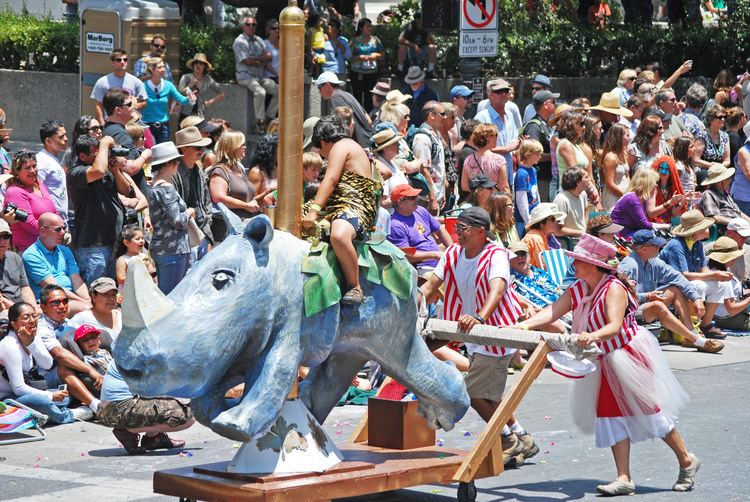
[
  {"x1": 74, "y1": 324, "x2": 101, "y2": 342},
  {"x1": 565, "y1": 234, "x2": 619, "y2": 270}
]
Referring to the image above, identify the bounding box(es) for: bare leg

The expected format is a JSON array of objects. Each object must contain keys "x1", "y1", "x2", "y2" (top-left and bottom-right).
[
  {"x1": 432, "y1": 345, "x2": 469, "y2": 372},
  {"x1": 662, "y1": 286, "x2": 692, "y2": 331},
  {"x1": 58, "y1": 366, "x2": 97, "y2": 406},
  {"x1": 641, "y1": 301, "x2": 698, "y2": 343},
  {"x1": 397, "y1": 44, "x2": 407, "y2": 67},
  {"x1": 470, "y1": 398, "x2": 498, "y2": 422},
  {"x1": 330, "y1": 219, "x2": 359, "y2": 289},
  {"x1": 701, "y1": 302, "x2": 721, "y2": 327},
  {"x1": 611, "y1": 438, "x2": 632, "y2": 481},
  {"x1": 662, "y1": 428, "x2": 692, "y2": 468},
  {"x1": 427, "y1": 44, "x2": 437, "y2": 65}
]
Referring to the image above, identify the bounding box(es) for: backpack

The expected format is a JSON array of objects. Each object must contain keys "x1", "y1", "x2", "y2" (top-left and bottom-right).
[
  {"x1": 518, "y1": 117, "x2": 544, "y2": 138},
  {"x1": 406, "y1": 124, "x2": 440, "y2": 160}
]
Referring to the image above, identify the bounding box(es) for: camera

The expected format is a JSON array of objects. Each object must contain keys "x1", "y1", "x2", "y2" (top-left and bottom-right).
[
  {"x1": 110, "y1": 146, "x2": 130, "y2": 157},
  {"x1": 4, "y1": 202, "x2": 28, "y2": 222}
]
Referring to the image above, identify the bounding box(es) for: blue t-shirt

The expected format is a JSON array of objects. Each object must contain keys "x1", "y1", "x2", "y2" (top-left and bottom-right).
[
  {"x1": 101, "y1": 363, "x2": 135, "y2": 402},
  {"x1": 22, "y1": 240, "x2": 79, "y2": 299},
  {"x1": 321, "y1": 35, "x2": 351, "y2": 75},
  {"x1": 514, "y1": 165, "x2": 540, "y2": 221},
  {"x1": 142, "y1": 80, "x2": 190, "y2": 124},
  {"x1": 388, "y1": 206, "x2": 441, "y2": 268},
  {"x1": 660, "y1": 237, "x2": 706, "y2": 273}
]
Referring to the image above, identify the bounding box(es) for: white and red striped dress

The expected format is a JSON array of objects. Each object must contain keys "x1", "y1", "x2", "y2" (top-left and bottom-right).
[{"x1": 440, "y1": 242, "x2": 523, "y2": 357}]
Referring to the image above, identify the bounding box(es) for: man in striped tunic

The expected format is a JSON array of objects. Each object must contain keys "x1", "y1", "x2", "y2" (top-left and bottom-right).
[{"x1": 420, "y1": 207, "x2": 538, "y2": 466}]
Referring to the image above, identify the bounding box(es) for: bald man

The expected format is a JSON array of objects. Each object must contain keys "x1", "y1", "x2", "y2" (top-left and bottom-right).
[{"x1": 22, "y1": 213, "x2": 91, "y2": 316}]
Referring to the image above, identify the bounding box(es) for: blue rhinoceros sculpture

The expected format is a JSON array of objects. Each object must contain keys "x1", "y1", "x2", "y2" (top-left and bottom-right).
[{"x1": 114, "y1": 213, "x2": 470, "y2": 442}]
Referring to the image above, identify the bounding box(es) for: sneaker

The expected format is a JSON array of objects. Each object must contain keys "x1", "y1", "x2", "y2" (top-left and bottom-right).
[
  {"x1": 71, "y1": 405, "x2": 94, "y2": 422},
  {"x1": 501, "y1": 433, "x2": 524, "y2": 465},
  {"x1": 517, "y1": 432, "x2": 540, "y2": 459},
  {"x1": 683, "y1": 338, "x2": 724, "y2": 353},
  {"x1": 699, "y1": 324, "x2": 726, "y2": 339},
  {"x1": 596, "y1": 479, "x2": 636, "y2": 496},
  {"x1": 141, "y1": 432, "x2": 186, "y2": 451},
  {"x1": 341, "y1": 286, "x2": 364, "y2": 304},
  {"x1": 673, "y1": 453, "x2": 700, "y2": 491},
  {"x1": 113, "y1": 428, "x2": 145, "y2": 454}
]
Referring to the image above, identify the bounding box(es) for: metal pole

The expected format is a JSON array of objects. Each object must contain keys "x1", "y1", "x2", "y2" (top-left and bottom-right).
[{"x1": 275, "y1": 0, "x2": 305, "y2": 237}]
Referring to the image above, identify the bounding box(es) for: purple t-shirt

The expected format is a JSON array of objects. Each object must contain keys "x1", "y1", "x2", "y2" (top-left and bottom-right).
[
  {"x1": 610, "y1": 191, "x2": 653, "y2": 238},
  {"x1": 388, "y1": 206, "x2": 441, "y2": 268}
]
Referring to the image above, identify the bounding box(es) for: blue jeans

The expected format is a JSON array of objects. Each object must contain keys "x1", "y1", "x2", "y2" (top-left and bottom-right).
[
  {"x1": 154, "y1": 253, "x2": 190, "y2": 294},
  {"x1": 74, "y1": 245, "x2": 114, "y2": 284},
  {"x1": 149, "y1": 123, "x2": 170, "y2": 144},
  {"x1": 14, "y1": 393, "x2": 74, "y2": 424},
  {"x1": 549, "y1": 175, "x2": 559, "y2": 201},
  {"x1": 188, "y1": 237, "x2": 210, "y2": 268}
]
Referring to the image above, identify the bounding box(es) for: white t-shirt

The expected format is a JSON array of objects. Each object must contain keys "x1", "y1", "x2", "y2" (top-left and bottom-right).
[
  {"x1": 36, "y1": 149, "x2": 68, "y2": 221},
  {"x1": 705, "y1": 276, "x2": 742, "y2": 318},
  {"x1": 554, "y1": 190, "x2": 587, "y2": 234}
]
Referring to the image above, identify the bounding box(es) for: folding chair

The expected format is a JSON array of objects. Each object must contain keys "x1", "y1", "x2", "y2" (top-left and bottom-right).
[
  {"x1": 0, "y1": 399, "x2": 48, "y2": 445},
  {"x1": 512, "y1": 278, "x2": 572, "y2": 330},
  {"x1": 541, "y1": 249, "x2": 571, "y2": 287}
]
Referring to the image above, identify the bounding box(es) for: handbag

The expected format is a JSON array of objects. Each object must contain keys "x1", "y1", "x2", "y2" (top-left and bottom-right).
[{"x1": 187, "y1": 217, "x2": 205, "y2": 248}]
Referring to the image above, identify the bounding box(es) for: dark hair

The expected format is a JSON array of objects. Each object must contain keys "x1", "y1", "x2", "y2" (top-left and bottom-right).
[
  {"x1": 109, "y1": 48, "x2": 127, "y2": 60},
  {"x1": 726, "y1": 106, "x2": 744, "y2": 128},
  {"x1": 8, "y1": 301, "x2": 35, "y2": 327},
  {"x1": 40, "y1": 284, "x2": 66, "y2": 305},
  {"x1": 103, "y1": 88, "x2": 129, "y2": 115},
  {"x1": 71, "y1": 115, "x2": 98, "y2": 148},
  {"x1": 151, "y1": 158, "x2": 178, "y2": 173},
  {"x1": 673, "y1": 136, "x2": 693, "y2": 165},
  {"x1": 460, "y1": 119, "x2": 480, "y2": 141},
  {"x1": 75, "y1": 134, "x2": 100, "y2": 157},
  {"x1": 307, "y1": 13, "x2": 321, "y2": 28},
  {"x1": 625, "y1": 94, "x2": 644, "y2": 110},
  {"x1": 251, "y1": 134, "x2": 278, "y2": 177},
  {"x1": 355, "y1": 18, "x2": 372, "y2": 36},
  {"x1": 707, "y1": 258, "x2": 727, "y2": 271},
  {"x1": 10, "y1": 150, "x2": 37, "y2": 187},
  {"x1": 312, "y1": 116, "x2": 349, "y2": 148},
  {"x1": 561, "y1": 167, "x2": 584, "y2": 190},
  {"x1": 115, "y1": 224, "x2": 144, "y2": 258},
  {"x1": 328, "y1": 18, "x2": 342, "y2": 32},
  {"x1": 39, "y1": 120, "x2": 64, "y2": 144},
  {"x1": 654, "y1": 89, "x2": 674, "y2": 107},
  {"x1": 304, "y1": 181, "x2": 320, "y2": 202},
  {"x1": 634, "y1": 116, "x2": 662, "y2": 154},
  {"x1": 421, "y1": 101, "x2": 441, "y2": 122}
]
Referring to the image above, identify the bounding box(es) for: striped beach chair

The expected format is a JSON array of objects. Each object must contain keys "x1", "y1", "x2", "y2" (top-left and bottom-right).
[
  {"x1": 541, "y1": 249, "x2": 571, "y2": 287},
  {"x1": 0, "y1": 400, "x2": 47, "y2": 445}
]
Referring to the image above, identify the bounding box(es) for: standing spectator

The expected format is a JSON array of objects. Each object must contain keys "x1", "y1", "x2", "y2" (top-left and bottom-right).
[
  {"x1": 0, "y1": 220, "x2": 36, "y2": 314},
  {"x1": 263, "y1": 19, "x2": 280, "y2": 81},
  {"x1": 726, "y1": 107, "x2": 746, "y2": 167},
  {"x1": 681, "y1": 83, "x2": 708, "y2": 137},
  {"x1": 142, "y1": 59, "x2": 194, "y2": 144},
  {"x1": 600, "y1": 123, "x2": 631, "y2": 211},
  {"x1": 734, "y1": 136, "x2": 750, "y2": 216},
  {"x1": 0, "y1": 107, "x2": 11, "y2": 174},
  {"x1": 693, "y1": 104, "x2": 730, "y2": 169},
  {"x1": 147, "y1": 143, "x2": 194, "y2": 294},
  {"x1": 611, "y1": 69, "x2": 637, "y2": 106},
  {"x1": 321, "y1": 18, "x2": 351, "y2": 80},
  {"x1": 522, "y1": 89, "x2": 556, "y2": 199},
  {"x1": 673, "y1": 136, "x2": 698, "y2": 194},
  {"x1": 175, "y1": 53, "x2": 225, "y2": 124},
  {"x1": 619, "y1": 95, "x2": 643, "y2": 136},
  {"x1": 461, "y1": 124, "x2": 509, "y2": 194},
  {"x1": 68, "y1": 135, "x2": 131, "y2": 283},
  {"x1": 61, "y1": 115, "x2": 103, "y2": 171},
  {"x1": 22, "y1": 213, "x2": 91, "y2": 314},
  {"x1": 350, "y1": 18, "x2": 384, "y2": 113},
  {"x1": 413, "y1": 101, "x2": 447, "y2": 213},
  {"x1": 316, "y1": 72, "x2": 374, "y2": 146},
  {"x1": 369, "y1": 82, "x2": 391, "y2": 124},
  {"x1": 133, "y1": 35, "x2": 173, "y2": 81},
  {"x1": 741, "y1": 58, "x2": 750, "y2": 119},
  {"x1": 456, "y1": 119, "x2": 480, "y2": 204},
  {"x1": 554, "y1": 109, "x2": 588, "y2": 182},
  {"x1": 553, "y1": 168, "x2": 589, "y2": 243},
  {"x1": 522, "y1": 75, "x2": 554, "y2": 124},
  {"x1": 173, "y1": 127, "x2": 213, "y2": 263},
  {"x1": 475, "y1": 79, "x2": 521, "y2": 192},
  {"x1": 591, "y1": 91, "x2": 634, "y2": 137},
  {"x1": 233, "y1": 16, "x2": 277, "y2": 132},
  {"x1": 515, "y1": 140, "x2": 543, "y2": 237},
  {"x1": 449, "y1": 85, "x2": 475, "y2": 147},
  {"x1": 370, "y1": 129, "x2": 407, "y2": 205},
  {"x1": 4, "y1": 151, "x2": 57, "y2": 253},
  {"x1": 327, "y1": 0, "x2": 361, "y2": 24},
  {"x1": 36, "y1": 121, "x2": 69, "y2": 222},
  {"x1": 90, "y1": 49, "x2": 147, "y2": 125},
  {"x1": 401, "y1": 66, "x2": 439, "y2": 127},
  {"x1": 397, "y1": 10, "x2": 437, "y2": 77}
]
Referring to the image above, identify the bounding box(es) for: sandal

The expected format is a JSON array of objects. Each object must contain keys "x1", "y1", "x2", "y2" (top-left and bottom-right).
[
  {"x1": 141, "y1": 432, "x2": 186, "y2": 451},
  {"x1": 341, "y1": 286, "x2": 364, "y2": 305},
  {"x1": 113, "y1": 428, "x2": 145, "y2": 455}
]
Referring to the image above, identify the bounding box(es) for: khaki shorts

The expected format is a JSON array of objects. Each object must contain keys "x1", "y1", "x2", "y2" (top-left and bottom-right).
[
  {"x1": 464, "y1": 352, "x2": 512, "y2": 402},
  {"x1": 98, "y1": 396, "x2": 193, "y2": 429}
]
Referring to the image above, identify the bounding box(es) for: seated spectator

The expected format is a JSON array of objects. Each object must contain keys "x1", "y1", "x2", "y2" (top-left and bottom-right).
[
  {"x1": 0, "y1": 219, "x2": 36, "y2": 315},
  {"x1": 397, "y1": 10, "x2": 437, "y2": 77},
  {"x1": 0, "y1": 302, "x2": 75, "y2": 423},
  {"x1": 23, "y1": 212, "x2": 91, "y2": 315},
  {"x1": 68, "y1": 277, "x2": 121, "y2": 341},
  {"x1": 553, "y1": 168, "x2": 588, "y2": 244},
  {"x1": 4, "y1": 150, "x2": 57, "y2": 253},
  {"x1": 693, "y1": 104, "x2": 730, "y2": 169},
  {"x1": 461, "y1": 124, "x2": 509, "y2": 195},
  {"x1": 98, "y1": 362, "x2": 194, "y2": 454},
  {"x1": 618, "y1": 230, "x2": 719, "y2": 351},
  {"x1": 369, "y1": 82, "x2": 390, "y2": 123},
  {"x1": 651, "y1": 155, "x2": 687, "y2": 225},
  {"x1": 72, "y1": 324, "x2": 112, "y2": 381},
  {"x1": 514, "y1": 140, "x2": 542, "y2": 238},
  {"x1": 370, "y1": 130, "x2": 408, "y2": 207},
  {"x1": 612, "y1": 168, "x2": 676, "y2": 237},
  {"x1": 486, "y1": 191, "x2": 519, "y2": 247},
  {"x1": 461, "y1": 175, "x2": 498, "y2": 210},
  {"x1": 706, "y1": 217, "x2": 750, "y2": 282},
  {"x1": 522, "y1": 203, "x2": 566, "y2": 269},
  {"x1": 701, "y1": 163, "x2": 750, "y2": 231},
  {"x1": 387, "y1": 184, "x2": 451, "y2": 273},
  {"x1": 703, "y1": 237, "x2": 750, "y2": 332},
  {"x1": 36, "y1": 285, "x2": 103, "y2": 418},
  {"x1": 586, "y1": 215, "x2": 627, "y2": 258}
]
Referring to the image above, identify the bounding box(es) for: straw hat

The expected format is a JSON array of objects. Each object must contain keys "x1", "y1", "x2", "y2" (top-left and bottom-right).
[
  {"x1": 186, "y1": 53, "x2": 213, "y2": 71},
  {"x1": 526, "y1": 203, "x2": 566, "y2": 230},
  {"x1": 590, "y1": 92, "x2": 634, "y2": 118},
  {"x1": 175, "y1": 126, "x2": 211, "y2": 149},
  {"x1": 701, "y1": 163, "x2": 735, "y2": 187},
  {"x1": 707, "y1": 236, "x2": 746, "y2": 264},
  {"x1": 180, "y1": 115, "x2": 204, "y2": 130},
  {"x1": 672, "y1": 209, "x2": 714, "y2": 237},
  {"x1": 370, "y1": 129, "x2": 403, "y2": 152},
  {"x1": 564, "y1": 234, "x2": 619, "y2": 270},
  {"x1": 548, "y1": 104, "x2": 573, "y2": 127},
  {"x1": 385, "y1": 89, "x2": 411, "y2": 104},
  {"x1": 404, "y1": 66, "x2": 426, "y2": 84}
]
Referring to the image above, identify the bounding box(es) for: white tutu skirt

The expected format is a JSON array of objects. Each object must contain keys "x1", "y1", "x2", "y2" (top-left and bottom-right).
[{"x1": 570, "y1": 327, "x2": 689, "y2": 448}]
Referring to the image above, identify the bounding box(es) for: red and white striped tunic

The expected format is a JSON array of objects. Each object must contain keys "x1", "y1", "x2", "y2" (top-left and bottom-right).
[
  {"x1": 442, "y1": 242, "x2": 523, "y2": 357},
  {"x1": 569, "y1": 277, "x2": 639, "y2": 354}
]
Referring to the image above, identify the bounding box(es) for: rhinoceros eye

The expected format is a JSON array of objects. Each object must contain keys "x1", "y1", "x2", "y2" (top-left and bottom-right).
[{"x1": 212, "y1": 270, "x2": 234, "y2": 290}]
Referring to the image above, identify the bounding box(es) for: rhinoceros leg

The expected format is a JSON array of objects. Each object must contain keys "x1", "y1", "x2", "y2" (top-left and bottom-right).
[{"x1": 209, "y1": 324, "x2": 303, "y2": 443}]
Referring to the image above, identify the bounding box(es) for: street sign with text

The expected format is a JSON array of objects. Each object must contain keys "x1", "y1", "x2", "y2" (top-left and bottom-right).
[{"x1": 459, "y1": 30, "x2": 498, "y2": 57}]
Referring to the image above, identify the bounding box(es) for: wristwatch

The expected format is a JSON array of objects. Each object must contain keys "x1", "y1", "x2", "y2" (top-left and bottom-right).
[{"x1": 471, "y1": 314, "x2": 485, "y2": 324}]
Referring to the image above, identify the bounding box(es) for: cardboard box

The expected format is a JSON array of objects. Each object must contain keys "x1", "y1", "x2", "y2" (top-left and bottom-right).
[{"x1": 367, "y1": 398, "x2": 436, "y2": 450}]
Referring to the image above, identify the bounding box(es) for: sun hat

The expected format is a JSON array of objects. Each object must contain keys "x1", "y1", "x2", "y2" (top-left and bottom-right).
[
  {"x1": 0, "y1": 219, "x2": 12, "y2": 236},
  {"x1": 450, "y1": 85, "x2": 475, "y2": 99},
  {"x1": 564, "y1": 234, "x2": 619, "y2": 270},
  {"x1": 370, "y1": 129, "x2": 403, "y2": 152},
  {"x1": 526, "y1": 203, "x2": 566, "y2": 230},
  {"x1": 701, "y1": 163, "x2": 735, "y2": 186},
  {"x1": 179, "y1": 115, "x2": 204, "y2": 129},
  {"x1": 727, "y1": 218, "x2": 750, "y2": 237},
  {"x1": 488, "y1": 79, "x2": 512, "y2": 92},
  {"x1": 672, "y1": 209, "x2": 715, "y2": 237},
  {"x1": 90, "y1": 276, "x2": 117, "y2": 294},
  {"x1": 532, "y1": 74, "x2": 552, "y2": 88},
  {"x1": 74, "y1": 324, "x2": 102, "y2": 342},
  {"x1": 508, "y1": 241, "x2": 529, "y2": 254},
  {"x1": 469, "y1": 174, "x2": 497, "y2": 191},
  {"x1": 175, "y1": 126, "x2": 212, "y2": 149},
  {"x1": 150, "y1": 141, "x2": 183, "y2": 167},
  {"x1": 707, "y1": 236, "x2": 746, "y2": 264},
  {"x1": 385, "y1": 89, "x2": 412, "y2": 104},
  {"x1": 532, "y1": 89, "x2": 560, "y2": 106},
  {"x1": 458, "y1": 206, "x2": 491, "y2": 231},
  {"x1": 186, "y1": 52, "x2": 213, "y2": 71},
  {"x1": 590, "y1": 92, "x2": 634, "y2": 118},
  {"x1": 631, "y1": 229, "x2": 666, "y2": 248},
  {"x1": 548, "y1": 104, "x2": 573, "y2": 127},
  {"x1": 588, "y1": 217, "x2": 623, "y2": 235},
  {"x1": 404, "y1": 66, "x2": 426, "y2": 84},
  {"x1": 195, "y1": 119, "x2": 220, "y2": 134},
  {"x1": 303, "y1": 117, "x2": 320, "y2": 150},
  {"x1": 315, "y1": 71, "x2": 345, "y2": 86},
  {"x1": 546, "y1": 351, "x2": 597, "y2": 379},
  {"x1": 370, "y1": 82, "x2": 391, "y2": 96},
  {"x1": 390, "y1": 184, "x2": 422, "y2": 203}
]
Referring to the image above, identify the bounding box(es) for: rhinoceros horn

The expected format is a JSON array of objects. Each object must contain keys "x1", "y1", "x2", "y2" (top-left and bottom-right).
[
  {"x1": 217, "y1": 202, "x2": 246, "y2": 236},
  {"x1": 122, "y1": 258, "x2": 175, "y2": 330}
]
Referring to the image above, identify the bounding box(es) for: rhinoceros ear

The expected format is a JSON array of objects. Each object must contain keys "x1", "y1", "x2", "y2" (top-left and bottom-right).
[
  {"x1": 216, "y1": 203, "x2": 246, "y2": 235},
  {"x1": 244, "y1": 214, "x2": 274, "y2": 265}
]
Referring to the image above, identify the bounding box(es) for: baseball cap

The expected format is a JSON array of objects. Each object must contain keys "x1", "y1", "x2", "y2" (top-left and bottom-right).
[
  {"x1": 631, "y1": 229, "x2": 667, "y2": 248},
  {"x1": 450, "y1": 85, "x2": 474, "y2": 99},
  {"x1": 458, "y1": 206, "x2": 491, "y2": 231},
  {"x1": 488, "y1": 79, "x2": 511, "y2": 92},
  {"x1": 390, "y1": 184, "x2": 422, "y2": 202},
  {"x1": 469, "y1": 175, "x2": 497, "y2": 191},
  {"x1": 0, "y1": 219, "x2": 11, "y2": 236},
  {"x1": 532, "y1": 89, "x2": 560, "y2": 105},
  {"x1": 508, "y1": 241, "x2": 529, "y2": 254},
  {"x1": 532, "y1": 74, "x2": 552, "y2": 88},
  {"x1": 315, "y1": 71, "x2": 344, "y2": 87},
  {"x1": 727, "y1": 218, "x2": 750, "y2": 237},
  {"x1": 74, "y1": 324, "x2": 101, "y2": 342},
  {"x1": 90, "y1": 277, "x2": 117, "y2": 294}
]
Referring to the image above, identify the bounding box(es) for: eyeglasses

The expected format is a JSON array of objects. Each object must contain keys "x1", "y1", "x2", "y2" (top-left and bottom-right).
[
  {"x1": 87, "y1": 125, "x2": 103, "y2": 133},
  {"x1": 667, "y1": 97, "x2": 677, "y2": 102},
  {"x1": 0, "y1": 234, "x2": 11, "y2": 241},
  {"x1": 715, "y1": 115, "x2": 727, "y2": 120},
  {"x1": 42, "y1": 225, "x2": 67, "y2": 233},
  {"x1": 113, "y1": 57, "x2": 128, "y2": 62},
  {"x1": 47, "y1": 298, "x2": 69, "y2": 306},
  {"x1": 119, "y1": 101, "x2": 133, "y2": 108},
  {"x1": 152, "y1": 43, "x2": 166, "y2": 49},
  {"x1": 491, "y1": 89, "x2": 510, "y2": 95},
  {"x1": 244, "y1": 22, "x2": 257, "y2": 26},
  {"x1": 455, "y1": 223, "x2": 473, "y2": 234}
]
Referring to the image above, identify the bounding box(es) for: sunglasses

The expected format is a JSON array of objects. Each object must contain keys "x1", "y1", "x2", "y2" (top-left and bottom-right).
[
  {"x1": 0, "y1": 234, "x2": 10, "y2": 241},
  {"x1": 47, "y1": 298, "x2": 69, "y2": 306},
  {"x1": 113, "y1": 57, "x2": 128, "y2": 62},
  {"x1": 514, "y1": 251, "x2": 528, "y2": 257},
  {"x1": 87, "y1": 125, "x2": 103, "y2": 133},
  {"x1": 244, "y1": 22, "x2": 257, "y2": 26},
  {"x1": 269, "y1": 26, "x2": 279, "y2": 30},
  {"x1": 119, "y1": 101, "x2": 133, "y2": 108},
  {"x1": 667, "y1": 97, "x2": 677, "y2": 102},
  {"x1": 715, "y1": 115, "x2": 727, "y2": 120},
  {"x1": 455, "y1": 223, "x2": 473, "y2": 233},
  {"x1": 531, "y1": 86, "x2": 544, "y2": 91},
  {"x1": 627, "y1": 76, "x2": 636, "y2": 81},
  {"x1": 43, "y1": 225, "x2": 67, "y2": 233},
  {"x1": 491, "y1": 89, "x2": 510, "y2": 95},
  {"x1": 152, "y1": 43, "x2": 166, "y2": 49}
]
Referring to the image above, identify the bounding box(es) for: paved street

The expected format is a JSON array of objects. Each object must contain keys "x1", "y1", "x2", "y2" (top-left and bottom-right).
[{"x1": 1, "y1": 336, "x2": 749, "y2": 501}]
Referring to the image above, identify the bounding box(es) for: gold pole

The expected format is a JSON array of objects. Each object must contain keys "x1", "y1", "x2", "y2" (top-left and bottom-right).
[{"x1": 275, "y1": 0, "x2": 305, "y2": 237}]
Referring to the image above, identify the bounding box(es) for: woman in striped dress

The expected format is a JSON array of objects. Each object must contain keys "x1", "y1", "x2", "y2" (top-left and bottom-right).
[{"x1": 517, "y1": 234, "x2": 700, "y2": 496}]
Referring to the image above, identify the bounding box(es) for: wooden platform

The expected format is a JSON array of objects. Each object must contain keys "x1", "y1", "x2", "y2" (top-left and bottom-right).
[{"x1": 154, "y1": 443, "x2": 471, "y2": 502}]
